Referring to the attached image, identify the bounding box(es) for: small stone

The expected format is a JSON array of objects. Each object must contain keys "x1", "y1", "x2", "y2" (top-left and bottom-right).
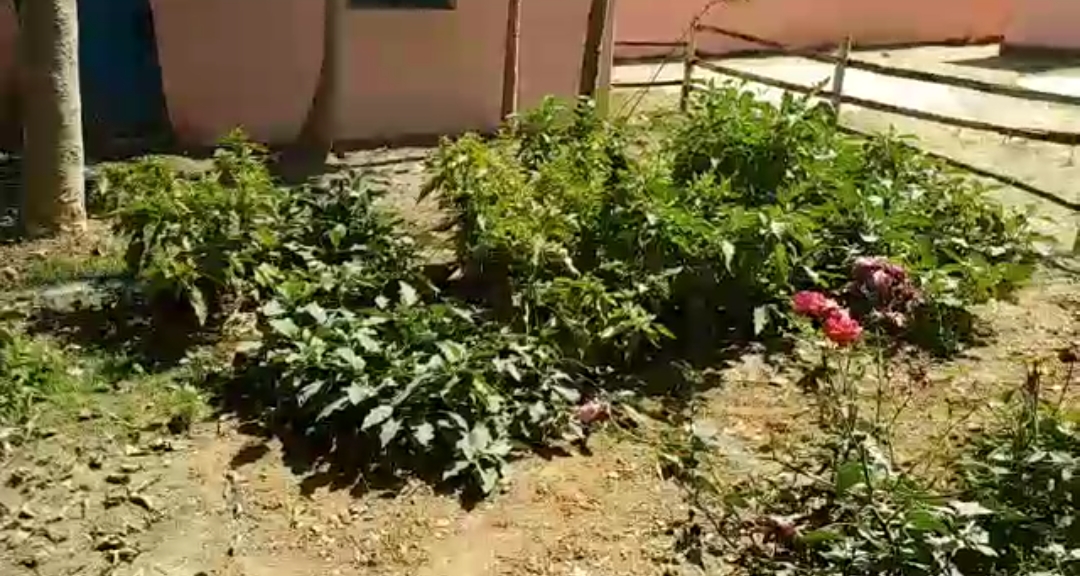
[
  {"x1": 129, "y1": 494, "x2": 154, "y2": 513},
  {"x1": 94, "y1": 533, "x2": 125, "y2": 551},
  {"x1": 119, "y1": 463, "x2": 141, "y2": 474},
  {"x1": 17, "y1": 505, "x2": 35, "y2": 520},
  {"x1": 103, "y1": 493, "x2": 127, "y2": 508},
  {"x1": 148, "y1": 438, "x2": 174, "y2": 453},
  {"x1": 88, "y1": 454, "x2": 104, "y2": 470},
  {"x1": 0, "y1": 266, "x2": 19, "y2": 283},
  {"x1": 6, "y1": 467, "x2": 31, "y2": 487},
  {"x1": 44, "y1": 526, "x2": 68, "y2": 543},
  {"x1": 77, "y1": 408, "x2": 95, "y2": 421},
  {"x1": 105, "y1": 473, "x2": 131, "y2": 485}
]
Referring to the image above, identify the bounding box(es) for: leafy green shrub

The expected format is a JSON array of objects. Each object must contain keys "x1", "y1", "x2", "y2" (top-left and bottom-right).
[
  {"x1": 669, "y1": 85, "x2": 1041, "y2": 352},
  {"x1": 959, "y1": 374, "x2": 1080, "y2": 575},
  {"x1": 426, "y1": 88, "x2": 1041, "y2": 358},
  {"x1": 0, "y1": 327, "x2": 77, "y2": 427},
  {"x1": 255, "y1": 291, "x2": 576, "y2": 493},
  {"x1": 112, "y1": 135, "x2": 281, "y2": 325},
  {"x1": 108, "y1": 138, "x2": 587, "y2": 494}
]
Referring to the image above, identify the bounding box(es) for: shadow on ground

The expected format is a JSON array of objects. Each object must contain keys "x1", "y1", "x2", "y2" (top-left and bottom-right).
[
  {"x1": 23, "y1": 280, "x2": 205, "y2": 373},
  {"x1": 952, "y1": 53, "x2": 1080, "y2": 74}
]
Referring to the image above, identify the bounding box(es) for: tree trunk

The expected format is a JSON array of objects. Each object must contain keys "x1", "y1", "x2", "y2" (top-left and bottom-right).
[
  {"x1": 294, "y1": 0, "x2": 345, "y2": 163},
  {"x1": 500, "y1": 0, "x2": 522, "y2": 119},
  {"x1": 20, "y1": 0, "x2": 86, "y2": 237},
  {"x1": 578, "y1": 0, "x2": 614, "y2": 103}
]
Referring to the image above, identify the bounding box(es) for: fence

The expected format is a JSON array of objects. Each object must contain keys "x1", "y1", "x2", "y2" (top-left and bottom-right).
[{"x1": 613, "y1": 20, "x2": 1080, "y2": 253}]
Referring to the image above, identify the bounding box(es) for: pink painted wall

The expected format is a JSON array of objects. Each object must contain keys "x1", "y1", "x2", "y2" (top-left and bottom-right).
[
  {"x1": 150, "y1": 0, "x2": 595, "y2": 147},
  {"x1": 615, "y1": 0, "x2": 1010, "y2": 60},
  {"x1": 1003, "y1": 0, "x2": 1080, "y2": 50}
]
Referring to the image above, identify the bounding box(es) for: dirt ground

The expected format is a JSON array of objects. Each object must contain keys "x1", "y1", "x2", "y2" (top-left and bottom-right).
[{"x1": 1, "y1": 263, "x2": 1076, "y2": 576}]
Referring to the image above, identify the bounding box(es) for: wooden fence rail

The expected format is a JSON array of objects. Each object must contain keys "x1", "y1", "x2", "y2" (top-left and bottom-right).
[{"x1": 612, "y1": 23, "x2": 1080, "y2": 250}]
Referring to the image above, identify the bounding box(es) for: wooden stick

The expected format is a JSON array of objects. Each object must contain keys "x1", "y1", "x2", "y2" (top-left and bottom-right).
[
  {"x1": 694, "y1": 59, "x2": 1080, "y2": 146},
  {"x1": 680, "y1": 23, "x2": 698, "y2": 113},
  {"x1": 830, "y1": 36, "x2": 851, "y2": 117},
  {"x1": 579, "y1": 0, "x2": 615, "y2": 99},
  {"x1": 500, "y1": 0, "x2": 522, "y2": 119},
  {"x1": 694, "y1": 24, "x2": 1080, "y2": 108}
]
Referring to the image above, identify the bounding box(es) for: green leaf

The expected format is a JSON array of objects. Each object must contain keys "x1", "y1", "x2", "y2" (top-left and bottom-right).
[
  {"x1": 334, "y1": 347, "x2": 365, "y2": 371},
  {"x1": 950, "y1": 501, "x2": 993, "y2": 517},
  {"x1": 436, "y1": 341, "x2": 467, "y2": 364},
  {"x1": 379, "y1": 419, "x2": 402, "y2": 448},
  {"x1": 442, "y1": 460, "x2": 469, "y2": 481},
  {"x1": 347, "y1": 383, "x2": 373, "y2": 405},
  {"x1": 261, "y1": 300, "x2": 287, "y2": 317},
  {"x1": 414, "y1": 423, "x2": 435, "y2": 448},
  {"x1": 477, "y1": 465, "x2": 500, "y2": 495},
  {"x1": 752, "y1": 306, "x2": 769, "y2": 336},
  {"x1": 268, "y1": 318, "x2": 299, "y2": 338},
  {"x1": 316, "y1": 396, "x2": 350, "y2": 421},
  {"x1": 300, "y1": 302, "x2": 328, "y2": 325},
  {"x1": 361, "y1": 405, "x2": 394, "y2": 431},
  {"x1": 188, "y1": 286, "x2": 209, "y2": 327},
  {"x1": 399, "y1": 281, "x2": 419, "y2": 307},
  {"x1": 328, "y1": 223, "x2": 347, "y2": 248},
  {"x1": 835, "y1": 461, "x2": 865, "y2": 496},
  {"x1": 720, "y1": 240, "x2": 736, "y2": 272},
  {"x1": 297, "y1": 380, "x2": 326, "y2": 405}
]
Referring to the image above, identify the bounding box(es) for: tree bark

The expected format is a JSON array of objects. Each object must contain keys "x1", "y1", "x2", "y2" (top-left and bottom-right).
[
  {"x1": 500, "y1": 0, "x2": 521, "y2": 119},
  {"x1": 578, "y1": 0, "x2": 614, "y2": 102},
  {"x1": 20, "y1": 0, "x2": 86, "y2": 236},
  {"x1": 294, "y1": 0, "x2": 345, "y2": 161}
]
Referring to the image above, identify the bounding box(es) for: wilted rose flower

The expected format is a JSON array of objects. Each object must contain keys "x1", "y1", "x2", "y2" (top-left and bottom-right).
[
  {"x1": 869, "y1": 269, "x2": 894, "y2": 294},
  {"x1": 882, "y1": 311, "x2": 907, "y2": 329},
  {"x1": 852, "y1": 256, "x2": 888, "y2": 279},
  {"x1": 823, "y1": 310, "x2": 863, "y2": 346},
  {"x1": 792, "y1": 291, "x2": 840, "y2": 320},
  {"x1": 576, "y1": 400, "x2": 610, "y2": 425}
]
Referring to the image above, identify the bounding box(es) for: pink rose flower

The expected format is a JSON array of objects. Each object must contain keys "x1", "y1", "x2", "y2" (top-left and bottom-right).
[
  {"x1": 823, "y1": 310, "x2": 863, "y2": 346},
  {"x1": 792, "y1": 291, "x2": 840, "y2": 320}
]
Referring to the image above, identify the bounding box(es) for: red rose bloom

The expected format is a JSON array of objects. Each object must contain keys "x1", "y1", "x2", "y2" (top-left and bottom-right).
[
  {"x1": 792, "y1": 291, "x2": 840, "y2": 320},
  {"x1": 823, "y1": 310, "x2": 863, "y2": 346}
]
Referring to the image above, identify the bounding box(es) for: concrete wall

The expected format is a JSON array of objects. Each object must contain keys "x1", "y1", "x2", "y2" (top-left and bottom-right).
[
  {"x1": 1003, "y1": 0, "x2": 1080, "y2": 51},
  {"x1": 150, "y1": 0, "x2": 594, "y2": 147},
  {"x1": 615, "y1": 0, "x2": 1010, "y2": 60}
]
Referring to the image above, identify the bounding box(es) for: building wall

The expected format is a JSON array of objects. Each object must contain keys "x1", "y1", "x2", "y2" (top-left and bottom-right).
[
  {"x1": 1003, "y1": 0, "x2": 1080, "y2": 51},
  {"x1": 615, "y1": 0, "x2": 1010, "y2": 60},
  {"x1": 150, "y1": 0, "x2": 595, "y2": 147}
]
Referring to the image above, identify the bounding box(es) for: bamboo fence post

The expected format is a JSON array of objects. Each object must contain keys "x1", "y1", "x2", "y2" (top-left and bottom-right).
[
  {"x1": 501, "y1": 0, "x2": 522, "y2": 119},
  {"x1": 830, "y1": 36, "x2": 851, "y2": 118},
  {"x1": 680, "y1": 21, "x2": 698, "y2": 113}
]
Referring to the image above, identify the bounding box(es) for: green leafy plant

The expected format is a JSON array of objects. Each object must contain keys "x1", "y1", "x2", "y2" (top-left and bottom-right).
[
  {"x1": 425, "y1": 88, "x2": 1041, "y2": 360},
  {"x1": 112, "y1": 133, "x2": 281, "y2": 326},
  {"x1": 662, "y1": 289, "x2": 1079, "y2": 576},
  {"x1": 958, "y1": 364, "x2": 1080, "y2": 575},
  {"x1": 0, "y1": 327, "x2": 78, "y2": 427}
]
